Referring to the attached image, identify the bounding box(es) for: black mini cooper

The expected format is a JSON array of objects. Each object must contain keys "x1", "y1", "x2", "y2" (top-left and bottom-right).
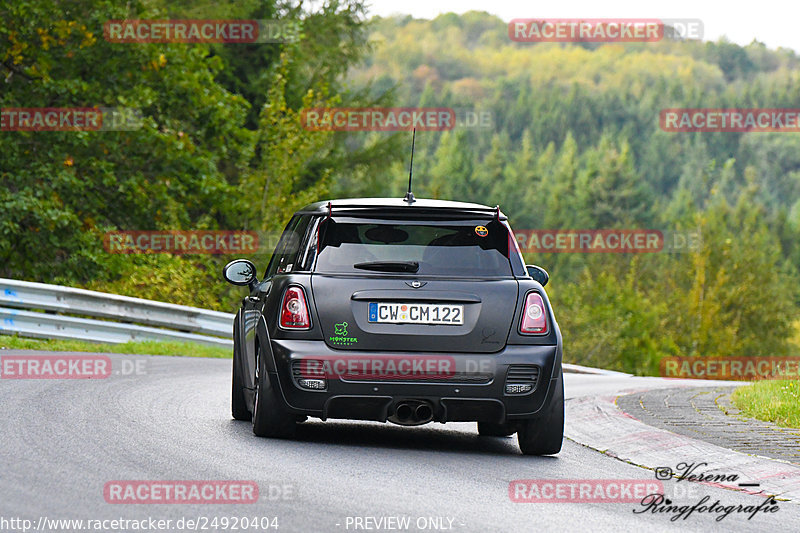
[{"x1": 224, "y1": 198, "x2": 563, "y2": 455}]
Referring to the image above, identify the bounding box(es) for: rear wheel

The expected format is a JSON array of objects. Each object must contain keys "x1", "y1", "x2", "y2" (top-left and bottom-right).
[
  {"x1": 477, "y1": 422, "x2": 515, "y2": 437},
  {"x1": 517, "y1": 377, "x2": 564, "y2": 455},
  {"x1": 252, "y1": 345, "x2": 296, "y2": 438}
]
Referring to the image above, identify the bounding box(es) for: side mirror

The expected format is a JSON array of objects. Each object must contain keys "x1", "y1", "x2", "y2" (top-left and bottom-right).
[
  {"x1": 223, "y1": 259, "x2": 258, "y2": 287},
  {"x1": 525, "y1": 264, "x2": 549, "y2": 286}
]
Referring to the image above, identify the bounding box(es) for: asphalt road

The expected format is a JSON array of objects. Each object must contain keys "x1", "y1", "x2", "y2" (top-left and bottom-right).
[{"x1": 1, "y1": 351, "x2": 797, "y2": 533}]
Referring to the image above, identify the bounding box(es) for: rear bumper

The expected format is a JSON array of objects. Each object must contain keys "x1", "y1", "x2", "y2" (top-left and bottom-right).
[{"x1": 268, "y1": 339, "x2": 562, "y2": 423}]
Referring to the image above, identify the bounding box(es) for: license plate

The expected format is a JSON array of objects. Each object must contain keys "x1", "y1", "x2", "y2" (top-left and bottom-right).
[{"x1": 368, "y1": 302, "x2": 464, "y2": 325}]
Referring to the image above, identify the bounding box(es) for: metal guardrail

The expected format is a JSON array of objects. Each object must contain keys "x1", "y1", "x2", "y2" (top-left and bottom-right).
[{"x1": 0, "y1": 278, "x2": 234, "y2": 347}]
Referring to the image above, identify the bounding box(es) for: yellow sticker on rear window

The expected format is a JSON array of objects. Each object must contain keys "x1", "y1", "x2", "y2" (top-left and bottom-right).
[{"x1": 475, "y1": 225, "x2": 488, "y2": 237}]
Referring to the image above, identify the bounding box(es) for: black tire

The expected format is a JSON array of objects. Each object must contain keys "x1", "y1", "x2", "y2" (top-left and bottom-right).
[
  {"x1": 252, "y1": 345, "x2": 296, "y2": 438},
  {"x1": 231, "y1": 338, "x2": 250, "y2": 421},
  {"x1": 517, "y1": 376, "x2": 564, "y2": 456},
  {"x1": 477, "y1": 422, "x2": 516, "y2": 437}
]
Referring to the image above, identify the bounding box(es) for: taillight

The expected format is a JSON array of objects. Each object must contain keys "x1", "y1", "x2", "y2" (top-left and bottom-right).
[
  {"x1": 279, "y1": 286, "x2": 310, "y2": 329},
  {"x1": 520, "y1": 292, "x2": 548, "y2": 334}
]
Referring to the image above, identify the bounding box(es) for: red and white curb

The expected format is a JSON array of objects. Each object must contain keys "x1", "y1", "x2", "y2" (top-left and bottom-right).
[{"x1": 565, "y1": 391, "x2": 800, "y2": 502}]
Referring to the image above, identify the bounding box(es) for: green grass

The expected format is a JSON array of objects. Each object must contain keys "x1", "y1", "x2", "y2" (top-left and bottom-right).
[
  {"x1": 0, "y1": 335, "x2": 231, "y2": 358},
  {"x1": 731, "y1": 380, "x2": 800, "y2": 429}
]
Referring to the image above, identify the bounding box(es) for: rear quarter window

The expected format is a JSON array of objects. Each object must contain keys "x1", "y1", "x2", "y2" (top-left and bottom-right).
[{"x1": 264, "y1": 215, "x2": 312, "y2": 278}]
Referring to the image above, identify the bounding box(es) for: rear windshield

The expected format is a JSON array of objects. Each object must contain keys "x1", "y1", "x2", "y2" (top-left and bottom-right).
[{"x1": 315, "y1": 219, "x2": 511, "y2": 277}]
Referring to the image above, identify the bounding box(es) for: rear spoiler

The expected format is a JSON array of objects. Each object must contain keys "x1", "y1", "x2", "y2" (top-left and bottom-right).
[{"x1": 302, "y1": 204, "x2": 508, "y2": 221}]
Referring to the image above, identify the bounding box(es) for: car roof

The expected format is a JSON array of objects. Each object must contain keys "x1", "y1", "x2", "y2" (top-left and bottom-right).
[{"x1": 296, "y1": 197, "x2": 507, "y2": 220}]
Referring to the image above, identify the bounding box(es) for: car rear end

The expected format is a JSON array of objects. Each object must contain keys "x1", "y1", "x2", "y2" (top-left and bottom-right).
[{"x1": 261, "y1": 201, "x2": 563, "y2": 430}]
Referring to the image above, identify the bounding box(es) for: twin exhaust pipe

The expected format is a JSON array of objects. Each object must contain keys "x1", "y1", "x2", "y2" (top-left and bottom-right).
[{"x1": 390, "y1": 400, "x2": 434, "y2": 426}]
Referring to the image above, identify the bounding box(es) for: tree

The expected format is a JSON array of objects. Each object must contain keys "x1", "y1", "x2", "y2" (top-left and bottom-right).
[{"x1": 574, "y1": 135, "x2": 654, "y2": 228}]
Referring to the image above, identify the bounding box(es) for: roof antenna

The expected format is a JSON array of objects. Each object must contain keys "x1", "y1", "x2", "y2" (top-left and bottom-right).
[{"x1": 403, "y1": 128, "x2": 416, "y2": 204}]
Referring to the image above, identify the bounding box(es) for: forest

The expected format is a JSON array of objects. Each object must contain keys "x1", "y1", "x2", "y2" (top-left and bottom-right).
[{"x1": 2, "y1": 3, "x2": 798, "y2": 373}]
